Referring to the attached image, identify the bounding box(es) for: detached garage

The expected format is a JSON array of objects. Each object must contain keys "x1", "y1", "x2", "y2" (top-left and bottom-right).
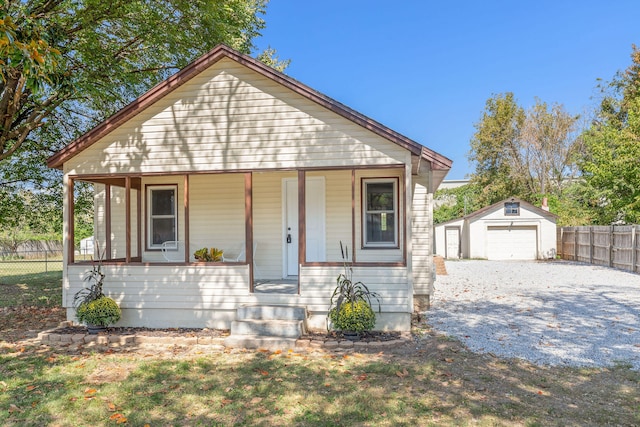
[{"x1": 435, "y1": 197, "x2": 557, "y2": 260}]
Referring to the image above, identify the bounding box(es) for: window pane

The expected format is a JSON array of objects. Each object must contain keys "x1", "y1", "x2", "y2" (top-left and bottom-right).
[
  {"x1": 366, "y1": 213, "x2": 395, "y2": 242},
  {"x1": 367, "y1": 183, "x2": 394, "y2": 211},
  {"x1": 152, "y1": 190, "x2": 175, "y2": 215},
  {"x1": 152, "y1": 218, "x2": 176, "y2": 244}
]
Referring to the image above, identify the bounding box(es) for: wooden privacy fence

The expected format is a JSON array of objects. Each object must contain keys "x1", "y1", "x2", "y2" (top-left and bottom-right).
[{"x1": 557, "y1": 226, "x2": 640, "y2": 273}]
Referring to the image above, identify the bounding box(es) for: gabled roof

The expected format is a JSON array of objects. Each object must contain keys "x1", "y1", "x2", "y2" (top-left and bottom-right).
[
  {"x1": 465, "y1": 197, "x2": 558, "y2": 222},
  {"x1": 436, "y1": 197, "x2": 557, "y2": 226},
  {"x1": 47, "y1": 44, "x2": 452, "y2": 172}
]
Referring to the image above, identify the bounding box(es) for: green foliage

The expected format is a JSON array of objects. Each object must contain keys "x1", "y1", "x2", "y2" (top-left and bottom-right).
[
  {"x1": 433, "y1": 183, "x2": 482, "y2": 223},
  {"x1": 469, "y1": 93, "x2": 579, "y2": 206},
  {"x1": 578, "y1": 46, "x2": 640, "y2": 224},
  {"x1": 469, "y1": 92, "x2": 527, "y2": 206},
  {"x1": 328, "y1": 242, "x2": 380, "y2": 332},
  {"x1": 328, "y1": 300, "x2": 376, "y2": 333},
  {"x1": 75, "y1": 296, "x2": 121, "y2": 326},
  {"x1": 0, "y1": 0, "x2": 285, "y2": 245},
  {"x1": 73, "y1": 262, "x2": 106, "y2": 309},
  {"x1": 194, "y1": 247, "x2": 224, "y2": 262}
]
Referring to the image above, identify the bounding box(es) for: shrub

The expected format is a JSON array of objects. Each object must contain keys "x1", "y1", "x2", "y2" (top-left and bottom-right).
[
  {"x1": 194, "y1": 247, "x2": 223, "y2": 262},
  {"x1": 76, "y1": 296, "x2": 121, "y2": 326},
  {"x1": 329, "y1": 300, "x2": 376, "y2": 333}
]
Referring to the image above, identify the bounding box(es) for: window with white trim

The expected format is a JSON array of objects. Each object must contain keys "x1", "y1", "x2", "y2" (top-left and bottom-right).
[
  {"x1": 504, "y1": 202, "x2": 520, "y2": 216},
  {"x1": 147, "y1": 185, "x2": 177, "y2": 249},
  {"x1": 362, "y1": 179, "x2": 398, "y2": 247}
]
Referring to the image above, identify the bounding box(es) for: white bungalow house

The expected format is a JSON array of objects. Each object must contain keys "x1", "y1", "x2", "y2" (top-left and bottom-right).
[
  {"x1": 435, "y1": 197, "x2": 557, "y2": 260},
  {"x1": 47, "y1": 45, "x2": 452, "y2": 332}
]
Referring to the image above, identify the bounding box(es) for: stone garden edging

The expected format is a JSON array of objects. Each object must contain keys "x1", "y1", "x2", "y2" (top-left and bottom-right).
[{"x1": 36, "y1": 323, "x2": 412, "y2": 353}]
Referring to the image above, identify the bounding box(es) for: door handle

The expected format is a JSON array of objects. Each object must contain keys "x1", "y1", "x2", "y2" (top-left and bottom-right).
[{"x1": 287, "y1": 234, "x2": 292, "y2": 244}]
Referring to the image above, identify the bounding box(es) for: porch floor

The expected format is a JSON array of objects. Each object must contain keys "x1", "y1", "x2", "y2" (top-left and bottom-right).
[{"x1": 253, "y1": 279, "x2": 298, "y2": 294}]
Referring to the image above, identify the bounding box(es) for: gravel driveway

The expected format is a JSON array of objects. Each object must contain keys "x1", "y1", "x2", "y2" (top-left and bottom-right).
[{"x1": 427, "y1": 260, "x2": 640, "y2": 369}]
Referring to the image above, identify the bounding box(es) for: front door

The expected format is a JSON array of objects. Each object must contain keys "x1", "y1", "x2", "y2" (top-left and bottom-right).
[{"x1": 284, "y1": 177, "x2": 325, "y2": 277}]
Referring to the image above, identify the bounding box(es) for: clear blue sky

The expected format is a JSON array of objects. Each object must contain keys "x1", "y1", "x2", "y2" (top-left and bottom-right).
[{"x1": 255, "y1": 1, "x2": 639, "y2": 180}]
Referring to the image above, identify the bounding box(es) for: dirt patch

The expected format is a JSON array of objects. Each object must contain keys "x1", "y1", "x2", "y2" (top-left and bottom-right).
[{"x1": 0, "y1": 306, "x2": 65, "y2": 342}]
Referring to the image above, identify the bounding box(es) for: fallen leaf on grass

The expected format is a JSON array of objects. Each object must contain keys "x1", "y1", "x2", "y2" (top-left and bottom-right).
[
  {"x1": 109, "y1": 413, "x2": 127, "y2": 423},
  {"x1": 107, "y1": 402, "x2": 116, "y2": 411},
  {"x1": 9, "y1": 404, "x2": 22, "y2": 413},
  {"x1": 250, "y1": 397, "x2": 262, "y2": 404},
  {"x1": 444, "y1": 358, "x2": 455, "y2": 363},
  {"x1": 356, "y1": 374, "x2": 368, "y2": 381},
  {"x1": 396, "y1": 368, "x2": 409, "y2": 378},
  {"x1": 26, "y1": 385, "x2": 37, "y2": 391},
  {"x1": 221, "y1": 399, "x2": 233, "y2": 407}
]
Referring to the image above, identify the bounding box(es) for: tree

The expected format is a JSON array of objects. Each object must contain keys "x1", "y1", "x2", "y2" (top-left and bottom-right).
[
  {"x1": 1, "y1": 0, "x2": 281, "y2": 166},
  {"x1": 579, "y1": 47, "x2": 640, "y2": 224},
  {"x1": 433, "y1": 183, "x2": 482, "y2": 224},
  {"x1": 468, "y1": 93, "x2": 526, "y2": 205},
  {"x1": 468, "y1": 93, "x2": 579, "y2": 208},
  {"x1": 0, "y1": 0, "x2": 285, "y2": 243}
]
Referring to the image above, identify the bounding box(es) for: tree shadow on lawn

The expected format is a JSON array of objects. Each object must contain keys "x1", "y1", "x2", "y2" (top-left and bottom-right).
[{"x1": 2, "y1": 341, "x2": 639, "y2": 426}]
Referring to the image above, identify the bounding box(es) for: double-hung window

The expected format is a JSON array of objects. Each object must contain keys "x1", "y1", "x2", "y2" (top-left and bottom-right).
[
  {"x1": 147, "y1": 185, "x2": 177, "y2": 249},
  {"x1": 363, "y1": 178, "x2": 398, "y2": 247}
]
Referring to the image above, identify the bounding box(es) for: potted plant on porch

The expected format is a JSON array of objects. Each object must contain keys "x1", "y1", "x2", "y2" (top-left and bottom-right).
[
  {"x1": 73, "y1": 259, "x2": 121, "y2": 334},
  {"x1": 327, "y1": 242, "x2": 381, "y2": 340}
]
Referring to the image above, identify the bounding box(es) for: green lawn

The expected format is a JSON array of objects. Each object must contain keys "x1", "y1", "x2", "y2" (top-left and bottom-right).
[
  {"x1": 0, "y1": 260, "x2": 62, "y2": 307},
  {"x1": 1, "y1": 344, "x2": 639, "y2": 427}
]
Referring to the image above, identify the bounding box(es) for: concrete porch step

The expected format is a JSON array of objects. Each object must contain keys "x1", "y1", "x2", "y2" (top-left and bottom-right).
[
  {"x1": 237, "y1": 305, "x2": 307, "y2": 321},
  {"x1": 225, "y1": 305, "x2": 309, "y2": 350},
  {"x1": 230, "y1": 319, "x2": 304, "y2": 338}
]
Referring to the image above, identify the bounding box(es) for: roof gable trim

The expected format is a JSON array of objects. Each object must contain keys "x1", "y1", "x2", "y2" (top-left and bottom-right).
[{"x1": 47, "y1": 44, "x2": 453, "y2": 171}]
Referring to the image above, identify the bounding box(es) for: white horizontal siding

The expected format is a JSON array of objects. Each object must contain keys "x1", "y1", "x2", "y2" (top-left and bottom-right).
[
  {"x1": 411, "y1": 177, "x2": 434, "y2": 294},
  {"x1": 64, "y1": 58, "x2": 410, "y2": 176},
  {"x1": 65, "y1": 264, "x2": 251, "y2": 310},
  {"x1": 189, "y1": 174, "x2": 245, "y2": 260},
  {"x1": 313, "y1": 170, "x2": 351, "y2": 262},
  {"x1": 299, "y1": 266, "x2": 410, "y2": 313}
]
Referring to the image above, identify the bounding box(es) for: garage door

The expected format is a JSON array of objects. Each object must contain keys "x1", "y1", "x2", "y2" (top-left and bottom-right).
[{"x1": 486, "y1": 226, "x2": 537, "y2": 260}]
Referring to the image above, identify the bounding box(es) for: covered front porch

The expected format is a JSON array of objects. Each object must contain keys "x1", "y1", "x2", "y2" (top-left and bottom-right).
[{"x1": 64, "y1": 166, "x2": 412, "y2": 330}]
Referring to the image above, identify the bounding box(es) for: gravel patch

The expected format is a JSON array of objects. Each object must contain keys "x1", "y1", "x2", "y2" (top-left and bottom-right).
[{"x1": 428, "y1": 260, "x2": 640, "y2": 369}]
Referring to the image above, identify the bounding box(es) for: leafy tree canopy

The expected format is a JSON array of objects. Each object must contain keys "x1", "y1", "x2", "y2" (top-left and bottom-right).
[
  {"x1": 467, "y1": 92, "x2": 580, "y2": 218},
  {"x1": 579, "y1": 45, "x2": 640, "y2": 224},
  {"x1": 0, "y1": 0, "x2": 285, "y2": 239}
]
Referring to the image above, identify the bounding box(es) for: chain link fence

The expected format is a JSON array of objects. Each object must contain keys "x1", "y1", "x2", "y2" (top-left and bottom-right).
[{"x1": 0, "y1": 247, "x2": 64, "y2": 284}]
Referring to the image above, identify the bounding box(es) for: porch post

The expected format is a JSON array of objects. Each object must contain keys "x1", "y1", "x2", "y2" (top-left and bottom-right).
[
  {"x1": 105, "y1": 184, "x2": 112, "y2": 259},
  {"x1": 351, "y1": 169, "x2": 356, "y2": 262},
  {"x1": 298, "y1": 170, "x2": 306, "y2": 270},
  {"x1": 125, "y1": 176, "x2": 131, "y2": 263},
  {"x1": 67, "y1": 177, "x2": 75, "y2": 264},
  {"x1": 184, "y1": 174, "x2": 190, "y2": 263},
  {"x1": 136, "y1": 185, "x2": 141, "y2": 259},
  {"x1": 245, "y1": 172, "x2": 254, "y2": 288}
]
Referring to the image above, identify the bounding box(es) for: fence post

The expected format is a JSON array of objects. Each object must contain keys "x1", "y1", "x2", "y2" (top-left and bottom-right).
[
  {"x1": 45, "y1": 250, "x2": 48, "y2": 273},
  {"x1": 632, "y1": 226, "x2": 637, "y2": 273},
  {"x1": 609, "y1": 226, "x2": 614, "y2": 268},
  {"x1": 589, "y1": 227, "x2": 593, "y2": 264},
  {"x1": 574, "y1": 227, "x2": 578, "y2": 261}
]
